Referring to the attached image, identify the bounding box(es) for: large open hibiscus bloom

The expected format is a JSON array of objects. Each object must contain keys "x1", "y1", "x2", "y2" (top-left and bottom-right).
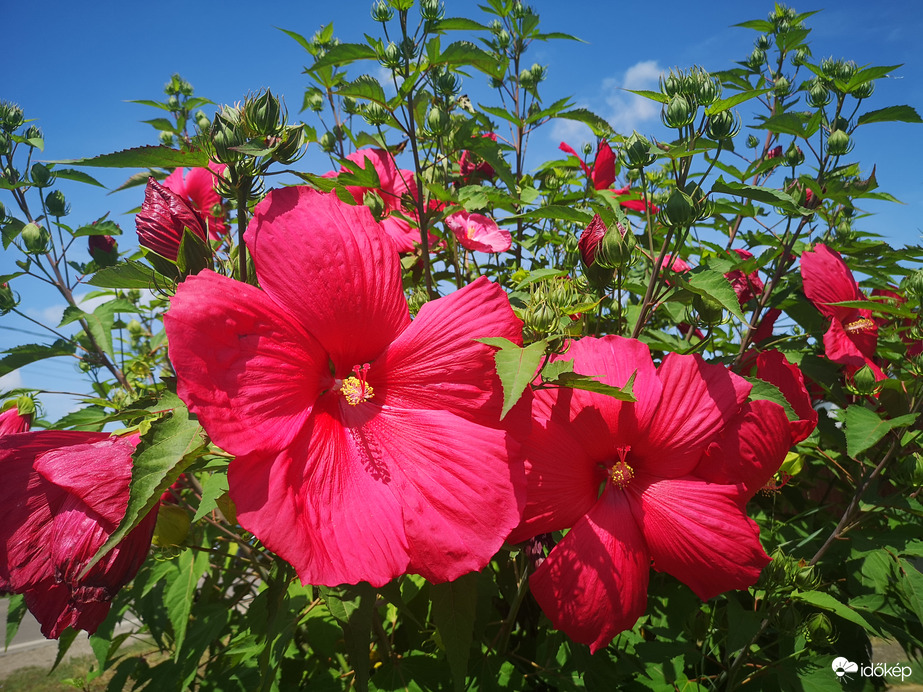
[
  {"x1": 0, "y1": 432, "x2": 156, "y2": 638},
  {"x1": 509, "y1": 336, "x2": 793, "y2": 652},
  {"x1": 165, "y1": 187, "x2": 526, "y2": 587},
  {"x1": 801, "y1": 243, "x2": 884, "y2": 379}
]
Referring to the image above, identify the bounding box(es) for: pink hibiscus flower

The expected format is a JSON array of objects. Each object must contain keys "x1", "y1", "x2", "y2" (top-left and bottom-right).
[
  {"x1": 164, "y1": 187, "x2": 527, "y2": 587},
  {"x1": 0, "y1": 432, "x2": 157, "y2": 638},
  {"x1": 800, "y1": 243, "x2": 884, "y2": 380},
  {"x1": 135, "y1": 177, "x2": 210, "y2": 261},
  {"x1": 509, "y1": 335, "x2": 791, "y2": 651},
  {"x1": 559, "y1": 140, "x2": 615, "y2": 191},
  {"x1": 445, "y1": 209, "x2": 511, "y2": 253},
  {"x1": 162, "y1": 162, "x2": 228, "y2": 239}
]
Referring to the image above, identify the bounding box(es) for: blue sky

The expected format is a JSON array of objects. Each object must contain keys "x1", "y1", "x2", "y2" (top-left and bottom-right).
[{"x1": 2, "y1": 0, "x2": 922, "y2": 420}]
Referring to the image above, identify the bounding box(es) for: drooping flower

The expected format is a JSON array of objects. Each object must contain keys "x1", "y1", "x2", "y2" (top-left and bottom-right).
[
  {"x1": 135, "y1": 177, "x2": 209, "y2": 261},
  {"x1": 509, "y1": 336, "x2": 791, "y2": 652},
  {"x1": 165, "y1": 186, "x2": 527, "y2": 587},
  {"x1": 0, "y1": 404, "x2": 32, "y2": 436},
  {"x1": 800, "y1": 243, "x2": 884, "y2": 380},
  {"x1": 162, "y1": 162, "x2": 229, "y2": 239},
  {"x1": 446, "y1": 209, "x2": 511, "y2": 253},
  {"x1": 726, "y1": 249, "x2": 764, "y2": 305},
  {"x1": 0, "y1": 432, "x2": 156, "y2": 638},
  {"x1": 559, "y1": 140, "x2": 615, "y2": 190}
]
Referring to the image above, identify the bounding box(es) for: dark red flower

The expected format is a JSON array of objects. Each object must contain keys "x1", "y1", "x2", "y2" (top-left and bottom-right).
[
  {"x1": 0, "y1": 405, "x2": 32, "y2": 436},
  {"x1": 754, "y1": 350, "x2": 818, "y2": 444},
  {"x1": 766, "y1": 145, "x2": 783, "y2": 159},
  {"x1": 0, "y1": 432, "x2": 157, "y2": 638},
  {"x1": 578, "y1": 214, "x2": 607, "y2": 267},
  {"x1": 135, "y1": 178, "x2": 209, "y2": 261}
]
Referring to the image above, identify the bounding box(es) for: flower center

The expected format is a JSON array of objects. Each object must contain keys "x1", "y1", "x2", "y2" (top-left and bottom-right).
[
  {"x1": 608, "y1": 446, "x2": 634, "y2": 490},
  {"x1": 844, "y1": 316, "x2": 875, "y2": 334},
  {"x1": 339, "y1": 364, "x2": 374, "y2": 405}
]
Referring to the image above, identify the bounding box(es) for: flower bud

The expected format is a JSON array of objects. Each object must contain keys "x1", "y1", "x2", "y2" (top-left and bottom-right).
[
  {"x1": 755, "y1": 34, "x2": 772, "y2": 50},
  {"x1": 620, "y1": 131, "x2": 656, "y2": 169},
  {"x1": 807, "y1": 80, "x2": 831, "y2": 108},
  {"x1": 30, "y1": 163, "x2": 54, "y2": 188},
  {"x1": 659, "y1": 187, "x2": 697, "y2": 227},
  {"x1": 407, "y1": 288, "x2": 429, "y2": 317},
  {"x1": 371, "y1": 0, "x2": 393, "y2": 21},
  {"x1": 496, "y1": 30, "x2": 511, "y2": 50},
  {"x1": 803, "y1": 613, "x2": 835, "y2": 647},
  {"x1": 660, "y1": 70, "x2": 685, "y2": 98},
  {"x1": 684, "y1": 182, "x2": 712, "y2": 220},
  {"x1": 166, "y1": 95, "x2": 180, "y2": 111},
  {"x1": 45, "y1": 190, "x2": 69, "y2": 217},
  {"x1": 904, "y1": 269, "x2": 923, "y2": 299},
  {"x1": 747, "y1": 48, "x2": 767, "y2": 70},
  {"x1": 22, "y1": 223, "x2": 51, "y2": 254},
  {"x1": 195, "y1": 110, "x2": 211, "y2": 131},
  {"x1": 1, "y1": 102, "x2": 24, "y2": 132},
  {"x1": 319, "y1": 131, "x2": 338, "y2": 153},
  {"x1": 362, "y1": 102, "x2": 390, "y2": 126},
  {"x1": 26, "y1": 125, "x2": 43, "y2": 142},
  {"x1": 820, "y1": 56, "x2": 839, "y2": 79},
  {"x1": 792, "y1": 564, "x2": 821, "y2": 591},
  {"x1": 773, "y1": 75, "x2": 792, "y2": 97},
  {"x1": 211, "y1": 108, "x2": 245, "y2": 164},
  {"x1": 783, "y1": 143, "x2": 804, "y2": 167},
  {"x1": 772, "y1": 604, "x2": 802, "y2": 634},
  {"x1": 826, "y1": 129, "x2": 851, "y2": 156},
  {"x1": 88, "y1": 234, "x2": 119, "y2": 267},
  {"x1": 846, "y1": 364, "x2": 880, "y2": 397},
  {"x1": 693, "y1": 293, "x2": 724, "y2": 325},
  {"x1": 836, "y1": 60, "x2": 857, "y2": 81},
  {"x1": 831, "y1": 116, "x2": 849, "y2": 132},
  {"x1": 127, "y1": 319, "x2": 144, "y2": 337},
  {"x1": 420, "y1": 0, "x2": 444, "y2": 21},
  {"x1": 792, "y1": 48, "x2": 810, "y2": 67},
  {"x1": 271, "y1": 125, "x2": 305, "y2": 165},
  {"x1": 379, "y1": 41, "x2": 402, "y2": 69},
  {"x1": 0, "y1": 282, "x2": 18, "y2": 315},
  {"x1": 706, "y1": 110, "x2": 741, "y2": 140},
  {"x1": 524, "y1": 302, "x2": 558, "y2": 336},
  {"x1": 159, "y1": 131, "x2": 175, "y2": 146},
  {"x1": 244, "y1": 89, "x2": 284, "y2": 137},
  {"x1": 530, "y1": 63, "x2": 547, "y2": 84},
  {"x1": 0, "y1": 131, "x2": 9, "y2": 155},
  {"x1": 135, "y1": 177, "x2": 208, "y2": 262},
  {"x1": 435, "y1": 72, "x2": 461, "y2": 97},
  {"x1": 662, "y1": 94, "x2": 696, "y2": 129},
  {"x1": 851, "y1": 80, "x2": 875, "y2": 99},
  {"x1": 0, "y1": 200, "x2": 6, "y2": 223},
  {"x1": 152, "y1": 504, "x2": 191, "y2": 548},
  {"x1": 595, "y1": 220, "x2": 637, "y2": 270},
  {"x1": 578, "y1": 214, "x2": 605, "y2": 267},
  {"x1": 426, "y1": 106, "x2": 450, "y2": 135},
  {"x1": 691, "y1": 68, "x2": 721, "y2": 105},
  {"x1": 746, "y1": 134, "x2": 760, "y2": 148}
]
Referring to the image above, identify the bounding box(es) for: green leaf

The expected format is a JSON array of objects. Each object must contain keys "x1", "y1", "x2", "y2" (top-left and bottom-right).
[
  {"x1": 142, "y1": 117, "x2": 178, "y2": 133},
  {"x1": 477, "y1": 338, "x2": 546, "y2": 419},
  {"x1": 5, "y1": 593, "x2": 26, "y2": 647},
  {"x1": 311, "y1": 42, "x2": 377, "y2": 70},
  {"x1": 546, "y1": 370, "x2": 637, "y2": 402},
  {"x1": 433, "y1": 17, "x2": 489, "y2": 31},
  {"x1": 856, "y1": 105, "x2": 923, "y2": 126},
  {"x1": 682, "y1": 267, "x2": 747, "y2": 322},
  {"x1": 165, "y1": 547, "x2": 211, "y2": 658},
  {"x1": 792, "y1": 590, "x2": 877, "y2": 633},
  {"x1": 437, "y1": 41, "x2": 500, "y2": 77},
  {"x1": 83, "y1": 392, "x2": 206, "y2": 575},
  {"x1": 430, "y1": 573, "x2": 478, "y2": 692},
  {"x1": 73, "y1": 219, "x2": 122, "y2": 237},
  {"x1": 554, "y1": 108, "x2": 613, "y2": 136},
  {"x1": 51, "y1": 628, "x2": 79, "y2": 672},
  {"x1": 0, "y1": 340, "x2": 76, "y2": 377},
  {"x1": 711, "y1": 178, "x2": 803, "y2": 215},
  {"x1": 825, "y1": 299, "x2": 915, "y2": 318},
  {"x1": 625, "y1": 89, "x2": 668, "y2": 104},
  {"x1": 743, "y1": 376, "x2": 798, "y2": 422},
  {"x1": 52, "y1": 168, "x2": 106, "y2": 188},
  {"x1": 193, "y1": 471, "x2": 230, "y2": 522},
  {"x1": 514, "y1": 205, "x2": 593, "y2": 224},
  {"x1": 705, "y1": 88, "x2": 771, "y2": 115},
  {"x1": 337, "y1": 75, "x2": 388, "y2": 104},
  {"x1": 52, "y1": 146, "x2": 210, "y2": 169},
  {"x1": 896, "y1": 559, "x2": 923, "y2": 625},
  {"x1": 844, "y1": 406, "x2": 918, "y2": 458},
  {"x1": 320, "y1": 584, "x2": 375, "y2": 692},
  {"x1": 88, "y1": 259, "x2": 175, "y2": 290},
  {"x1": 513, "y1": 268, "x2": 569, "y2": 290},
  {"x1": 755, "y1": 111, "x2": 822, "y2": 138}
]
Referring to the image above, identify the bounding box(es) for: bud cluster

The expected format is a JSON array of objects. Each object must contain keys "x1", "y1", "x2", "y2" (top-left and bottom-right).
[
  {"x1": 209, "y1": 91, "x2": 305, "y2": 170},
  {"x1": 659, "y1": 66, "x2": 724, "y2": 131}
]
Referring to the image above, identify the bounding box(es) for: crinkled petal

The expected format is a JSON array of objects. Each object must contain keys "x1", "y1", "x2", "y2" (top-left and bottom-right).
[
  {"x1": 246, "y1": 187, "x2": 410, "y2": 367},
  {"x1": 377, "y1": 277, "x2": 521, "y2": 422},
  {"x1": 530, "y1": 489, "x2": 649, "y2": 653},
  {"x1": 165, "y1": 270, "x2": 329, "y2": 457},
  {"x1": 638, "y1": 477, "x2": 770, "y2": 600},
  {"x1": 801, "y1": 244, "x2": 862, "y2": 322},
  {"x1": 695, "y1": 400, "x2": 792, "y2": 502},
  {"x1": 756, "y1": 350, "x2": 818, "y2": 443},
  {"x1": 638, "y1": 353, "x2": 750, "y2": 478}
]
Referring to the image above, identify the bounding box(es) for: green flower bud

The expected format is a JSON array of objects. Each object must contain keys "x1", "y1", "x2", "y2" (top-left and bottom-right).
[
  {"x1": 690, "y1": 67, "x2": 721, "y2": 105},
  {"x1": 0, "y1": 200, "x2": 6, "y2": 223},
  {"x1": 0, "y1": 282, "x2": 18, "y2": 315},
  {"x1": 659, "y1": 187, "x2": 697, "y2": 227},
  {"x1": 22, "y1": 223, "x2": 51, "y2": 254},
  {"x1": 0, "y1": 131, "x2": 9, "y2": 154},
  {"x1": 362, "y1": 102, "x2": 390, "y2": 126},
  {"x1": 831, "y1": 116, "x2": 849, "y2": 132},
  {"x1": 793, "y1": 564, "x2": 821, "y2": 591},
  {"x1": 820, "y1": 56, "x2": 838, "y2": 79},
  {"x1": 379, "y1": 41, "x2": 402, "y2": 69},
  {"x1": 746, "y1": 134, "x2": 760, "y2": 148},
  {"x1": 530, "y1": 63, "x2": 547, "y2": 84},
  {"x1": 693, "y1": 293, "x2": 724, "y2": 325},
  {"x1": 159, "y1": 131, "x2": 175, "y2": 146},
  {"x1": 319, "y1": 131, "x2": 338, "y2": 153},
  {"x1": 660, "y1": 70, "x2": 685, "y2": 98},
  {"x1": 595, "y1": 220, "x2": 637, "y2": 270},
  {"x1": 45, "y1": 190, "x2": 69, "y2": 217},
  {"x1": 194, "y1": 110, "x2": 211, "y2": 131},
  {"x1": 407, "y1": 288, "x2": 429, "y2": 316},
  {"x1": 773, "y1": 75, "x2": 792, "y2": 97},
  {"x1": 371, "y1": 0, "x2": 393, "y2": 21},
  {"x1": 706, "y1": 110, "x2": 741, "y2": 140},
  {"x1": 755, "y1": 34, "x2": 772, "y2": 50},
  {"x1": 303, "y1": 87, "x2": 325, "y2": 113},
  {"x1": 435, "y1": 72, "x2": 461, "y2": 97},
  {"x1": 836, "y1": 60, "x2": 857, "y2": 81},
  {"x1": 166, "y1": 95, "x2": 180, "y2": 111},
  {"x1": 1, "y1": 102, "x2": 24, "y2": 132},
  {"x1": 807, "y1": 80, "x2": 831, "y2": 108},
  {"x1": 747, "y1": 48, "x2": 767, "y2": 71},
  {"x1": 904, "y1": 269, "x2": 923, "y2": 298},
  {"x1": 211, "y1": 107, "x2": 245, "y2": 163},
  {"x1": 783, "y1": 142, "x2": 804, "y2": 167},
  {"x1": 662, "y1": 94, "x2": 696, "y2": 129},
  {"x1": 244, "y1": 89, "x2": 284, "y2": 137},
  {"x1": 826, "y1": 129, "x2": 851, "y2": 156},
  {"x1": 851, "y1": 80, "x2": 875, "y2": 99},
  {"x1": 684, "y1": 181, "x2": 712, "y2": 220},
  {"x1": 426, "y1": 106, "x2": 450, "y2": 135},
  {"x1": 25, "y1": 125, "x2": 42, "y2": 141},
  {"x1": 792, "y1": 48, "x2": 810, "y2": 66},
  {"x1": 30, "y1": 163, "x2": 53, "y2": 188},
  {"x1": 846, "y1": 364, "x2": 881, "y2": 397},
  {"x1": 620, "y1": 131, "x2": 656, "y2": 169},
  {"x1": 803, "y1": 613, "x2": 835, "y2": 647},
  {"x1": 127, "y1": 319, "x2": 144, "y2": 337},
  {"x1": 496, "y1": 30, "x2": 511, "y2": 50},
  {"x1": 419, "y1": 0, "x2": 444, "y2": 21},
  {"x1": 525, "y1": 302, "x2": 558, "y2": 336},
  {"x1": 772, "y1": 604, "x2": 802, "y2": 634},
  {"x1": 271, "y1": 125, "x2": 306, "y2": 165}
]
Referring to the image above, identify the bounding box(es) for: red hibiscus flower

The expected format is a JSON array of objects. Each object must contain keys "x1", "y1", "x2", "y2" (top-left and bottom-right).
[
  {"x1": 164, "y1": 187, "x2": 527, "y2": 587},
  {"x1": 162, "y1": 162, "x2": 228, "y2": 239},
  {"x1": 559, "y1": 140, "x2": 615, "y2": 190},
  {"x1": 800, "y1": 243, "x2": 884, "y2": 380},
  {"x1": 326, "y1": 148, "x2": 438, "y2": 253},
  {"x1": 135, "y1": 177, "x2": 210, "y2": 261},
  {"x1": 612, "y1": 185, "x2": 660, "y2": 214},
  {"x1": 445, "y1": 209, "x2": 511, "y2": 253},
  {"x1": 0, "y1": 432, "x2": 157, "y2": 638},
  {"x1": 0, "y1": 404, "x2": 32, "y2": 436},
  {"x1": 509, "y1": 336, "x2": 791, "y2": 651},
  {"x1": 726, "y1": 249, "x2": 764, "y2": 305}
]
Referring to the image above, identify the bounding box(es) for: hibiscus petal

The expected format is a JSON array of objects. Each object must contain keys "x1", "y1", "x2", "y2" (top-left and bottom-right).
[
  {"x1": 638, "y1": 353, "x2": 750, "y2": 478},
  {"x1": 246, "y1": 187, "x2": 411, "y2": 367},
  {"x1": 592, "y1": 141, "x2": 615, "y2": 190},
  {"x1": 530, "y1": 489, "x2": 650, "y2": 653},
  {"x1": 638, "y1": 477, "x2": 771, "y2": 601},
  {"x1": 801, "y1": 244, "x2": 863, "y2": 322},
  {"x1": 165, "y1": 270, "x2": 329, "y2": 457},
  {"x1": 824, "y1": 319, "x2": 883, "y2": 378},
  {"x1": 229, "y1": 400, "x2": 411, "y2": 588},
  {"x1": 377, "y1": 277, "x2": 521, "y2": 421},
  {"x1": 695, "y1": 400, "x2": 792, "y2": 501}
]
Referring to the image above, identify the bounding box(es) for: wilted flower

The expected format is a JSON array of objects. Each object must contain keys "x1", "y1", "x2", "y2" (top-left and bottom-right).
[{"x1": 445, "y1": 209, "x2": 511, "y2": 253}]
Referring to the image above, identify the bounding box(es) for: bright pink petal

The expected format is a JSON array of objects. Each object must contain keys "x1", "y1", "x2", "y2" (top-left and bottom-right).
[
  {"x1": 245, "y1": 187, "x2": 411, "y2": 368},
  {"x1": 182, "y1": 166, "x2": 227, "y2": 238},
  {"x1": 380, "y1": 214, "x2": 419, "y2": 253},
  {"x1": 823, "y1": 318, "x2": 882, "y2": 377},
  {"x1": 638, "y1": 477, "x2": 770, "y2": 600},
  {"x1": 530, "y1": 489, "x2": 650, "y2": 653},
  {"x1": 755, "y1": 351, "x2": 818, "y2": 443},
  {"x1": 377, "y1": 277, "x2": 521, "y2": 422},
  {"x1": 638, "y1": 353, "x2": 750, "y2": 478},
  {"x1": 592, "y1": 141, "x2": 615, "y2": 190},
  {"x1": 0, "y1": 407, "x2": 31, "y2": 436},
  {"x1": 695, "y1": 400, "x2": 792, "y2": 501},
  {"x1": 801, "y1": 244, "x2": 862, "y2": 322},
  {"x1": 165, "y1": 270, "x2": 330, "y2": 457},
  {"x1": 559, "y1": 141, "x2": 592, "y2": 179},
  {"x1": 446, "y1": 210, "x2": 511, "y2": 253}
]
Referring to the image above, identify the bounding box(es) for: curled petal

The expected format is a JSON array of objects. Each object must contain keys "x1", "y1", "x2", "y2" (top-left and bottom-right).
[{"x1": 755, "y1": 350, "x2": 818, "y2": 443}]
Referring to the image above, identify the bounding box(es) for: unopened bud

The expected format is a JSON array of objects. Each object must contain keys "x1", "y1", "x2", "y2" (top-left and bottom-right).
[
  {"x1": 783, "y1": 143, "x2": 804, "y2": 167},
  {"x1": 159, "y1": 131, "x2": 175, "y2": 146},
  {"x1": 595, "y1": 220, "x2": 637, "y2": 270},
  {"x1": 370, "y1": 0, "x2": 393, "y2": 21},
  {"x1": 88, "y1": 234, "x2": 119, "y2": 267},
  {"x1": 755, "y1": 34, "x2": 772, "y2": 50},
  {"x1": 30, "y1": 163, "x2": 53, "y2": 187},
  {"x1": 22, "y1": 223, "x2": 51, "y2": 254},
  {"x1": 420, "y1": 0, "x2": 444, "y2": 21},
  {"x1": 693, "y1": 293, "x2": 724, "y2": 325},
  {"x1": 807, "y1": 80, "x2": 831, "y2": 108},
  {"x1": 244, "y1": 89, "x2": 284, "y2": 137},
  {"x1": 691, "y1": 67, "x2": 720, "y2": 105},
  {"x1": 362, "y1": 190, "x2": 386, "y2": 221},
  {"x1": 620, "y1": 131, "x2": 656, "y2": 169},
  {"x1": 496, "y1": 30, "x2": 511, "y2": 50},
  {"x1": 0, "y1": 283, "x2": 18, "y2": 315},
  {"x1": 747, "y1": 48, "x2": 767, "y2": 70},
  {"x1": 1, "y1": 103, "x2": 24, "y2": 132},
  {"x1": 127, "y1": 319, "x2": 144, "y2": 337},
  {"x1": 792, "y1": 48, "x2": 810, "y2": 66},
  {"x1": 846, "y1": 364, "x2": 880, "y2": 397},
  {"x1": 746, "y1": 134, "x2": 760, "y2": 148},
  {"x1": 319, "y1": 131, "x2": 338, "y2": 153},
  {"x1": 826, "y1": 129, "x2": 851, "y2": 156},
  {"x1": 803, "y1": 613, "x2": 835, "y2": 647},
  {"x1": 45, "y1": 190, "x2": 69, "y2": 217},
  {"x1": 525, "y1": 302, "x2": 558, "y2": 336},
  {"x1": 436, "y1": 72, "x2": 461, "y2": 97},
  {"x1": 659, "y1": 187, "x2": 696, "y2": 227},
  {"x1": 851, "y1": 80, "x2": 875, "y2": 99},
  {"x1": 211, "y1": 108, "x2": 245, "y2": 163},
  {"x1": 773, "y1": 75, "x2": 792, "y2": 97},
  {"x1": 904, "y1": 269, "x2": 923, "y2": 298},
  {"x1": 660, "y1": 70, "x2": 685, "y2": 98},
  {"x1": 706, "y1": 110, "x2": 741, "y2": 140},
  {"x1": 836, "y1": 60, "x2": 857, "y2": 81},
  {"x1": 362, "y1": 102, "x2": 390, "y2": 126},
  {"x1": 379, "y1": 42, "x2": 402, "y2": 69},
  {"x1": 195, "y1": 110, "x2": 211, "y2": 131},
  {"x1": 662, "y1": 94, "x2": 696, "y2": 129},
  {"x1": 426, "y1": 106, "x2": 450, "y2": 135}
]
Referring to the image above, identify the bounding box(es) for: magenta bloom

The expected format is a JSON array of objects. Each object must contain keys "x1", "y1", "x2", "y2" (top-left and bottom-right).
[
  {"x1": 446, "y1": 209, "x2": 511, "y2": 253},
  {"x1": 0, "y1": 406, "x2": 32, "y2": 436},
  {"x1": 0, "y1": 432, "x2": 156, "y2": 638},
  {"x1": 165, "y1": 187, "x2": 526, "y2": 587},
  {"x1": 726, "y1": 249, "x2": 764, "y2": 305},
  {"x1": 135, "y1": 177, "x2": 209, "y2": 261},
  {"x1": 559, "y1": 140, "x2": 615, "y2": 190},
  {"x1": 509, "y1": 336, "x2": 791, "y2": 651},
  {"x1": 801, "y1": 243, "x2": 884, "y2": 379},
  {"x1": 162, "y1": 162, "x2": 228, "y2": 240}
]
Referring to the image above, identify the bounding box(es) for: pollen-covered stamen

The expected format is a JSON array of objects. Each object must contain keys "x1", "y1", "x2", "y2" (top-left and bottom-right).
[
  {"x1": 844, "y1": 316, "x2": 875, "y2": 334},
  {"x1": 609, "y1": 446, "x2": 634, "y2": 490},
  {"x1": 340, "y1": 363, "x2": 375, "y2": 405}
]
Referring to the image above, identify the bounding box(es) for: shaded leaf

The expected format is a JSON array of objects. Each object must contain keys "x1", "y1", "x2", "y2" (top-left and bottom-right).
[
  {"x1": 792, "y1": 590, "x2": 877, "y2": 633},
  {"x1": 844, "y1": 406, "x2": 918, "y2": 458},
  {"x1": 431, "y1": 573, "x2": 478, "y2": 692}
]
